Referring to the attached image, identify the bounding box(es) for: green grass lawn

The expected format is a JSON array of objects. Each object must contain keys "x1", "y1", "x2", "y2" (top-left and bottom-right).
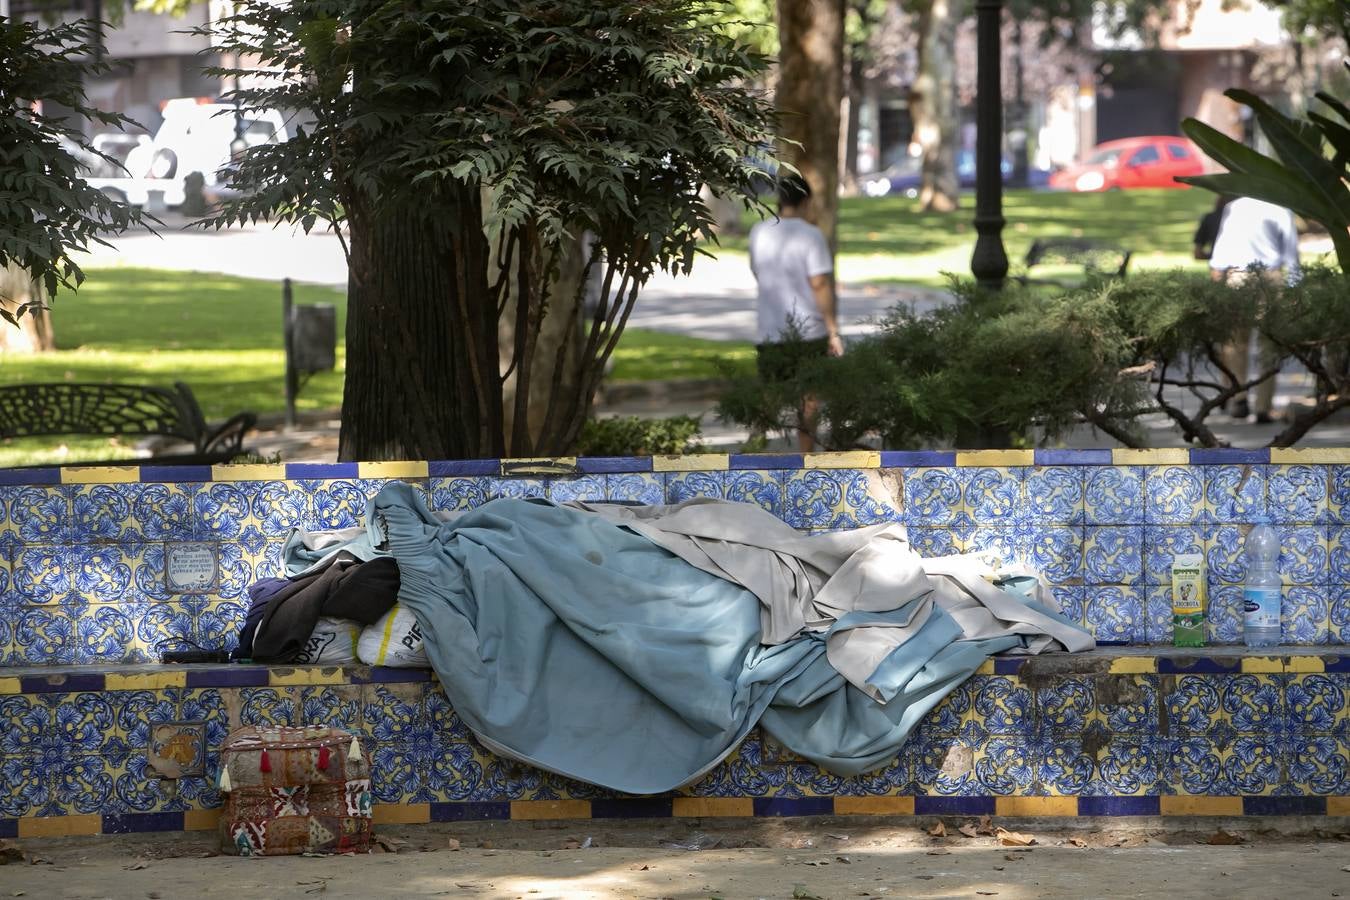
[
  {"x1": 714, "y1": 187, "x2": 1213, "y2": 286},
  {"x1": 0, "y1": 188, "x2": 1210, "y2": 465},
  {"x1": 0, "y1": 268, "x2": 750, "y2": 465}
]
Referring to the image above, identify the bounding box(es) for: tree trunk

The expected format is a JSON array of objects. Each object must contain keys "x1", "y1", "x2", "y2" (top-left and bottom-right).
[
  {"x1": 840, "y1": 52, "x2": 864, "y2": 195},
  {"x1": 777, "y1": 0, "x2": 845, "y2": 252},
  {"x1": 911, "y1": 0, "x2": 960, "y2": 212},
  {"x1": 337, "y1": 186, "x2": 500, "y2": 461},
  {"x1": 0, "y1": 263, "x2": 56, "y2": 353},
  {"x1": 498, "y1": 230, "x2": 589, "y2": 456}
]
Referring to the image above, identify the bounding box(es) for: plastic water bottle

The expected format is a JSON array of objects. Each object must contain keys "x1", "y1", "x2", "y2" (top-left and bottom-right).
[{"x1": 1243, "y1": 515, "x2": 1282, "y2": 647}]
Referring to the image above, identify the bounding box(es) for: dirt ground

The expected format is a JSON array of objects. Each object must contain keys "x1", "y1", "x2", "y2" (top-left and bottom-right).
[{"x1": 3, "y1": 817, "x2": 1348, "y2": 899}]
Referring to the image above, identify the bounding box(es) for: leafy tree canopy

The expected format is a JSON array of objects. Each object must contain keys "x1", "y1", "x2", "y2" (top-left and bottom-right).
[{"x1": 0, "y1": 16, "x2": 143, "y2": 318}]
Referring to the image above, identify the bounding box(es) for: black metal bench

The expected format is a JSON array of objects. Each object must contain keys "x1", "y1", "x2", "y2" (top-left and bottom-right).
[
  {"x1": 0, "y1": 381, "x2": 256, "y2": 466},
  {"x1": 1016, "y1": 238, "x2": 1133, "y2": 288}
]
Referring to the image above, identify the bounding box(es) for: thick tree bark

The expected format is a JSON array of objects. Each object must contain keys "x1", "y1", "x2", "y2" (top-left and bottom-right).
[
  {"x1": 777, "y1": 0, "x2": 845, "y2": 251},
  {"x1": 338, "y1": 186, "x2": 500, "y2": 461},
  {"x1": 0, "y1": 263, "x2": 56, "y2": 353},
  {"x1": 911, "y1": 0, "x2": 960, "y2": 212}
]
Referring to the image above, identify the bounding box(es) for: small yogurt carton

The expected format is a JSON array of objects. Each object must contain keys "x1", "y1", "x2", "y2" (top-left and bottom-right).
[{"x1": 1171, "y1": 553, "x2": 1207, "y2": 647}]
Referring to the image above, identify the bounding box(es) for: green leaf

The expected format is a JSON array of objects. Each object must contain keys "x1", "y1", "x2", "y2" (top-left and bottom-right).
[{"x1": 1225, "y1": 89, "x2": 1345, "y2": 220}]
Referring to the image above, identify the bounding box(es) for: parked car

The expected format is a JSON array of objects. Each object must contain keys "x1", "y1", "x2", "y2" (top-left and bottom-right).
[
  {"x1": 862, "y1": 150, "x2": 1048, "y2": 198},
  {"x1": 1048, "y1": 135, "x2": 1205, "y2": 192}
]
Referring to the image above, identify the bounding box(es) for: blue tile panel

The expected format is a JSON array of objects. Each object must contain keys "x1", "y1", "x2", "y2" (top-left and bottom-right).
[
  {"x1": 914, "y1": 796, "x2": 997, "y2": 816},
  {"x1": 1077, "y1": 796, "x2": 1160, "y2": 816},
  {"x1": 2, "y1": 663, "x2": 1348, "y2": 831},
  {"x1": 431, "y1": 801, "x2": 511, "y2": 822},
  {"x1": 102, "y1": 811, "x2": 185, "y2": 833}
]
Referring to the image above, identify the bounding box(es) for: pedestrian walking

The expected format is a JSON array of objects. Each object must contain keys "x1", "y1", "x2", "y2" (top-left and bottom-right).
[
  {"x1": 748, "y1": 175, "x2": 843, "y2": 451},
  {"x1": 1208, "y1": 196, "x2": 1300, "y2": 423}
]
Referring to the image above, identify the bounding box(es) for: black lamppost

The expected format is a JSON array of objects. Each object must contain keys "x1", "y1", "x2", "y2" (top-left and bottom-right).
[{"x1": 970, "y1": 0, "x2": 1008, "y2": 290}]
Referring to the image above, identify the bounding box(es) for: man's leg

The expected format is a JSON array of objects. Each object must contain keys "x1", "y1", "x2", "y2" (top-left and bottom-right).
[
  {"x1": 797, "y1": 394, "x2": 819, "y2": 452},
  {"x1": 1220, "y1": 333, "x2": 1251, "y2": 418},
  {"x1": 1253, "y1": 331, "x2": 1279, "y2": 420}
]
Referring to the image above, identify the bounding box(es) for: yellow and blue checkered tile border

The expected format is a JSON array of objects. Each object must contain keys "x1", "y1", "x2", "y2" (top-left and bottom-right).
[
  {"x1": 11, "y1": 446, "x2": 1350, "y2": 485},
  {"x1": 4, "y1": 795, "x2": 1346, "y2": 838}
]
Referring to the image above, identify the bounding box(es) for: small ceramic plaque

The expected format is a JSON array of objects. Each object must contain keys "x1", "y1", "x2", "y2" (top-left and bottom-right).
[{"x1": 165, "y1": 542, "x2": 218, "y2": 593}]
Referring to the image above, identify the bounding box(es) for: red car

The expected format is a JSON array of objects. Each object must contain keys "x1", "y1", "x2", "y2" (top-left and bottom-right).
[{"x1": 1049, "y1": 136, "x2": 1206, "y2": 192}]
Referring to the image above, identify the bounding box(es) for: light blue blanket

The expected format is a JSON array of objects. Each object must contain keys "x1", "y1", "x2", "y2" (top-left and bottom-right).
[{"x1": 285, "y1": 482, "x2": 1082, "y2": 794}]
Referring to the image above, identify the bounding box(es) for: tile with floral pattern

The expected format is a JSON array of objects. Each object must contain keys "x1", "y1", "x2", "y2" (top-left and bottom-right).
[
  {"x1": 723, "y1": 470, "x2": 785, "y2": 518},
  {"x1": 1331, "y1": 586, "x2": 1350, "y2": 644},
  {"x1": 1084, "y1": 587, "x2": 1141, "y2": 643},
  {"x1": 1282, "y1": 586, "x2": 1329, "y2": 644},
  {"x1": 1279, "y1": 525, "x2": 1328, "y2": 585},
  {"x1": 1024, "y1": 466, "x2": 1085, "y2": 525},
  {"x1": 1084, "y1": 466, "x2": 1144, "y2": 526},
  {"x1": 901, "y1": 468, "x2": 964, "y2": 527},
  {"x1": 1144, "y1": 466, "x2": 1204, "y2": 525},
  {"x1": 1203, "y1": 465, "x2": 1265, "y2": 524},
  {"x1": 1082, "y1": 527, "x2": 1144, "y2": 585},
  {"x1": 1267, "y1": 464, "x2": 1329, "y2": 524},
  {"x1": 604, "y1": 473, "x2": 664, "y2": 506}
]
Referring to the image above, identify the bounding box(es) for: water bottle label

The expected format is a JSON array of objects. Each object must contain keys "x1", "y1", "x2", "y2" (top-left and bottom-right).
[{"x1": 1243, "y1": 587, "x2": 1281, "y2": 629}]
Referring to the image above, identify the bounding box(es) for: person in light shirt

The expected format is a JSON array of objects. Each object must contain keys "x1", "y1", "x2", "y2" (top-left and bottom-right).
[
  {"x1": 1208, "y1": 196, "x2": 1301, "y2": 424},
  {"x1": 748, "y1": 175, "x2": 843, "y2": 451}
]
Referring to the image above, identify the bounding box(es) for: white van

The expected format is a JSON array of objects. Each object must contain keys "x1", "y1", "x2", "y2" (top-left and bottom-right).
[{"x1": 72, "y1": 98, "x2": 289, "y2": 210}]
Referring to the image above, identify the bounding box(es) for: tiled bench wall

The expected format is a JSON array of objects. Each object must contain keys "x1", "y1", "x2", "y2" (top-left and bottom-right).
[
  {"x1": 2, "y1": 652, "x2": 1349, "y2": 838},
  {"x1": 3, "y1": 448, "x2": 1350, "y2": 664}
]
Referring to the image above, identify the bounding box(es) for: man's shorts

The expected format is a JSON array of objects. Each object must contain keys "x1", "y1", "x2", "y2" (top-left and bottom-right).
[{"x1": 756, "y1": 337, "x2": 829, "y2": 382}]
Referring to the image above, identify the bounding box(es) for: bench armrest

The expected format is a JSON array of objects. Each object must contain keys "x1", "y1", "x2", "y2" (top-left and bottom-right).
[{"x1": 199, "y1": 411, "x2": 257, "y2": 459}]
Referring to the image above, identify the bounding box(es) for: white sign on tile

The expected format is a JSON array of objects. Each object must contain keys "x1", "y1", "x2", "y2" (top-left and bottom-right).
[{"x1": 165, "y1": 542, "x2": 219, "y2": 593}]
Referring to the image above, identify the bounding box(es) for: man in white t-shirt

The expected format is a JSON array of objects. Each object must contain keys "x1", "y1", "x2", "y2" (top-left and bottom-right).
[
  {"x1": 1209, "y1": 196, "x2": 1301, "y2": 423},
  {"x1": 748, "y1": 175, "x2": 842, "y2": 451}
]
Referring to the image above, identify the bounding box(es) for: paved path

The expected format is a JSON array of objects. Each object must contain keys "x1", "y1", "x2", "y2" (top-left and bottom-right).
[
  {"x1": 83, "y1": 216, "x2": 949, "y2": 343},
  {"x1": 6, "y1": 821, "x2": 1349, "y2": 900}
]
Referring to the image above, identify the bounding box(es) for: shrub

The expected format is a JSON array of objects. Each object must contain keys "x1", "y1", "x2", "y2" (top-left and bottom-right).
[
  {"x1": 574, "y1": 415, "x2": 702, "y2": 457},
  {"x1": 719, "y1": 265, "x2": 1350, "y2": 450}
]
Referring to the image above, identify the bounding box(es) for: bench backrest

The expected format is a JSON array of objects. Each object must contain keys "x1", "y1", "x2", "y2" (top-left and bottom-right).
[
  {"x1": 1024, "y1": 238, "x2": 1132, "y2": 278},
  {"x1": 0, "y1": 381, "x2": 204, "y2": 444}
]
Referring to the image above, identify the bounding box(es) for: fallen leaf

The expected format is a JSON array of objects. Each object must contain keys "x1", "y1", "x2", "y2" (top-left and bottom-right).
[
  {"x1": 375, "y1": 836, "x2": 408, "y2": 854},
  {"x1": 1004, "y1": 854, "x2": 1022, "y2": 862},
  {"x1": 0, "y1": 842, "x2": 22, "y2": 865},
  {"x1": 835, "y1": 856, "x2": 852, "y2": 864},
  {"x1": 994, "y1": 866, "x2": 1005, "y2": 872},
  {"x1": 928, "y1": 821, "x2": 947, "y2": 837},
  {"x1": 977, "y1": 815, "x2": 995, "y2": 836},
  {"x1": 1207, "y1": 830, "x2": 1244, "y2": 846},
  {"x1": 122, "y1": 862, "x2": 148, "y2": 871},
  {"x1": 631, "y1": 864, "x2": 650, "y2": 871},
  {"x1": 925, "y1": 849, "x2": 950, "y2": 856},
  {"x1": 995, "y1": 828, "x2": 1036, "y2": 846},
  {"x1": 147, "y1": 894, "x2": 162, "y2": 899},
  {"x1": 977, "y1": 892, "x2": 999, "y2": 896},
  {"x1": 803, "y1": 860, "x2": 830, "y2": 867},
  {"x1": 792, "y1": 886, "x2": 824, "y2": 900},
  {"x1": 478, "y1": 840, "x2": 496, "y2": 850},
  {"x1": 446, "y1": 838, "x2": 461, "y2": 851},
  {"x1": 1068, "y1": 837, "x2": 1087, "y2": 848},
  {"x1": 1342, "y1": 865, "x2": 1350, "y2": 873},
  {"x1": 827, "y1": 833, "x2": 850, "y2": 841},
  {"x1": 561, "y1": 840, "x2": 581, "y2": 850},
  {"x1": 914, "y1": 875, "x2": 934, "y2": 880},
  {"x1": 958, "y1": 822, "x2": 980, "y2": 838}
]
